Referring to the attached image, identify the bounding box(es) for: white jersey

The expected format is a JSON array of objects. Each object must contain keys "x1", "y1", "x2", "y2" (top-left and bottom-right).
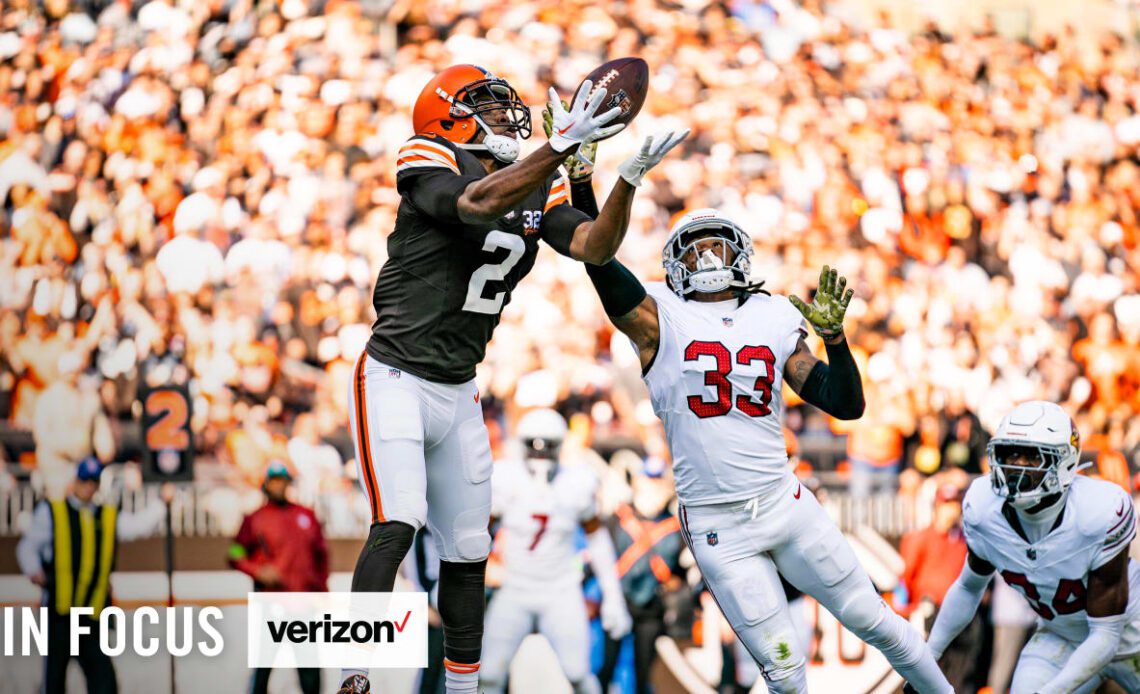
[
  {"x1": 642, "y1": 283, "x2": 806, "y2": 506},
  {"x1": 962, "y1": 475, "x2": 1140, "y2": 653},
  {"x1": 491, "y1": 459, "x2": 598, "y2": 590}
]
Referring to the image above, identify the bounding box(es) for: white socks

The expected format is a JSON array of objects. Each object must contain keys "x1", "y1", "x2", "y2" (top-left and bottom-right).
[{"x1": 444, "y1": 659, "x2": 480, "y2": 694}]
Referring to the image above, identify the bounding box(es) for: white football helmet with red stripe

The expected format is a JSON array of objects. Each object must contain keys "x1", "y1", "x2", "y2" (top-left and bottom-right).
[
  {"x1": 662, "y1": 208, "x2": 753, "y2": 298},
  {"x1": 988, "y1": 401, "x2": 1086, "y2": 511}
]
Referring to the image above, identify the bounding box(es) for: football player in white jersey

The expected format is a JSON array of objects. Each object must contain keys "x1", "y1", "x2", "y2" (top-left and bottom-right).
[
  {"x1": 481, "y1": 409, "x2": 632, "y2": 694},
  {"x1": 926, "y1": 400, "x2": 1140, "y2": 693},
  {"x1": 578, "y1": 208, "x2": 952, "y2": 693}
]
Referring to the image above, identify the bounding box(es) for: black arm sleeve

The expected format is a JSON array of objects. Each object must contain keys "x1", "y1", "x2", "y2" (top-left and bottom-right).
[
  {"x1": 540, "y1": 203, "x2": 591, "y2": 257},
  {"x1": 584, "y1": 259, "x2": 647, "y2": 318},
  {"x1": 569, "y1": 179, "x2": 599, "y2": 218},
  {"x1": 798, "y1": 338, "x2": 865, "y2": 420},
  {"x1": 397, "y1": 169, "x2": 482, "y2": 225}
]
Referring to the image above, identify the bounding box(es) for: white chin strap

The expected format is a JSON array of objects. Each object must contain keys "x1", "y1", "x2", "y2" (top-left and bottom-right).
[
  {"x1": 455, "y1": 114, "x2": 519, "y2": 163},
  {"x1": 689, "y1": 250, "x2": 733, "y2": 293},
  {"x1": 481, "y1": 134, "x2": 519, "y2": 163}
]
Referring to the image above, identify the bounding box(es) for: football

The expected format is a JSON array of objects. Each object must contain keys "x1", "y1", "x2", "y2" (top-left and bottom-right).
[{"x1": 573, "y1": 57, "x2": 649, "y2": 139}]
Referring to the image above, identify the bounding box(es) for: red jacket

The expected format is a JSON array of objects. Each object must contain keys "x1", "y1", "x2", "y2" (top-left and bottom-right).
[
  {"x1": 899, "y1": 524, "x2": 968, "y2": 610},
  {"x1": 229, "y1": 501, "x2": 329, "y2": 592}
]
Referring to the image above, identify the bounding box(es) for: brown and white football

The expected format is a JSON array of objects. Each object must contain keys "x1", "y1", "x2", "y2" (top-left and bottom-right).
[{"x1": 573, "y1": 57, "x2": 649, "y2": 139}]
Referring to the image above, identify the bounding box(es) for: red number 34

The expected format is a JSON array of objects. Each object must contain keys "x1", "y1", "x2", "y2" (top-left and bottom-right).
[
  {"x1": 1001, "y1": 570, "x2": 1087, "y2": 620},
  {"x1": 684, "y1": 341, "x2": 776, "y2": 419}
]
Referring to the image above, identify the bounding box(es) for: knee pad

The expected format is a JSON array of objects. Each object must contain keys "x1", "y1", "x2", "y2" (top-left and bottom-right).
[
  {"x1": 438, "y1": 559, "x2": 488, "y2": 665},
  {"x1": 439, "y1": 506, "x2": 492, "y2": 562},
  {"x1": 837, "y1": 591, "x2": 888, "y2": 640},
  {"x1": 762, "y1": 660, "x2": 808, "y2": 693},
  {"x1": 351, "y1": 520, "x2": 416, "y2": 592},
  {"x1": 843, "y1": 599, "x2": 924, "y2": 666}
]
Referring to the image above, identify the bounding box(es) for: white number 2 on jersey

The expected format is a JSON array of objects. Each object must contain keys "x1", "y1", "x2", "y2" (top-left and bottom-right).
[{"x1": 462, "y1": 230, "x2": 526, "y2": 314}]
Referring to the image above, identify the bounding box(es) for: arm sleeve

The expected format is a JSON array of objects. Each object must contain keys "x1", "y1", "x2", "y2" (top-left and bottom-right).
[
  {"x1": 569, "y1": 179, "x2": 599, "y2": 218},
  {"x1": 925, "y1": 560, "x2": 992, "y2": 660},
  {"x1": 1037, "y1": 613, "x2": 1127, "y2": 694},
  {"x1": 584, "y1": 259, "x2": 648, "y2": 318},
  {"x1": 16, "y1": 502, "x2": 53, "y2": 577},
  {"x1": 540, "y1": 202, "x2": 591, "y2": 258},
  {"x1": 116, "y1": 499, "x2": 166, "y2": 542},
  {"x1": 797, "y1": 337, "x2": 866, "y2": 420}
]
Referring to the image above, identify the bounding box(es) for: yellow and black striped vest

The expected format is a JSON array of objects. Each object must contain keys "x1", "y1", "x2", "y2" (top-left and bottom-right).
[{"x1": 46, "y1": 500, "x2": 117, "y2": 617}]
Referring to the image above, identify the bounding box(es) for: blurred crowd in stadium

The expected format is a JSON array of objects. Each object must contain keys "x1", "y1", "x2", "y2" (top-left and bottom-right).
[
  {"x1": 3, "y1": 0, "x2": 1140, "y2": 690},
  {"x1": 2, "y1": 0, "x2": 1138, "y2": 512}
]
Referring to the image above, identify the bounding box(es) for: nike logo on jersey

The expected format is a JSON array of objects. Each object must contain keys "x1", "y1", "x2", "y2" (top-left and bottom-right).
[{"x1": 793, "y1": 484, "x2": 802, "y2": 500}]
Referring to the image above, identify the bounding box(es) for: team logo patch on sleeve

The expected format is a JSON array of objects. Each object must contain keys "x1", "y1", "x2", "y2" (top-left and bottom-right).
[{"x1": 706, "y1": 531, "x2": 718, "y2": 546}]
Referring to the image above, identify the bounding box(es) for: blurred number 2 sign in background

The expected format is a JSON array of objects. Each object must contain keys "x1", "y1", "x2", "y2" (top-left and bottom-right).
[{"x1": 142, "y1": 385, "x2": 194, "y2": 481}]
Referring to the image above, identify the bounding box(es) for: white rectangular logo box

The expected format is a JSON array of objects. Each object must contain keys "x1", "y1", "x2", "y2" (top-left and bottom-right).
[{"x1": 247, "y1": 592, "x2": 427, "y2": 668}]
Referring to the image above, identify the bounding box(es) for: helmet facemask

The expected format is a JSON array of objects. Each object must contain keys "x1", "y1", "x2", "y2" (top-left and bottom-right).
[
  {"x1": 441, "y1": 77, "x2": 531, "y2": 163},
  {"x1": 523, "y1": 436, "x2": 561, "y2": 484},
  {"x1": 988, "y1": 442, "x2": 1072, "y2": 512},
  {"x1": 663, "y1": 221, "x2": 753, "y2": 299}
]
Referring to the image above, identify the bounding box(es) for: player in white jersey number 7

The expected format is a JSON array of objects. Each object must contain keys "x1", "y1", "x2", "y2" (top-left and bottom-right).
[
  {"x1": 481, "y1": 409, "x2": 631, "y2": 694},
  {"x1": 580, "y1": 209, "x2": 953, "y2": 693}
]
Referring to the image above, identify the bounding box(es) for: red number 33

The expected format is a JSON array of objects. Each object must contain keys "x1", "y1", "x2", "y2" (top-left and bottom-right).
[{"x1": 684, "y1": 341, "x2": 776, "y2": 419}]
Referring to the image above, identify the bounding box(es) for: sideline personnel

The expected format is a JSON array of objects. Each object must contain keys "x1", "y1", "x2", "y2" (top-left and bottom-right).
[{"x1": 17, "y1": 457, "x2": 172, "y2": 694}]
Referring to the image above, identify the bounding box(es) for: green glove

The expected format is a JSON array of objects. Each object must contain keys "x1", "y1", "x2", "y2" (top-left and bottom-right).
[
  {"x1": 789, "y1": 265, "x2": 854, "y2": 343},
  {"x1": 543, "y1": 99, "x2": 597, "y2": 181}
]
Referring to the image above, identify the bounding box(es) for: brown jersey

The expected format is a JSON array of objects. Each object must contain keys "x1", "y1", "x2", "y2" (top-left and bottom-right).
[{"x1": 366, "y1": 134, "x2": 590, "y2": 383}]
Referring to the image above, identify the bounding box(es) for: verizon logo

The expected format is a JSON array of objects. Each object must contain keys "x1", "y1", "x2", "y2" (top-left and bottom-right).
[
  {"x1": 267, "y1": 612, "x2": 413, "y2": 644},
  {"x1": 247, "y1": 592, "x2": 426, "y2": 668}
]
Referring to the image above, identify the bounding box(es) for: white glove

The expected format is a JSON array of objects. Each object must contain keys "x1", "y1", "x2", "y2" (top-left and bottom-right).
[
  {"x1": 600, "y1": 595, "x2": 632, "y2": 640},
  {"x1": 616, "y1": 130, "x2": 690, "y2": 187},
  {"x1": 546, "y1": 81, "x2": 626, "y2": 153}
]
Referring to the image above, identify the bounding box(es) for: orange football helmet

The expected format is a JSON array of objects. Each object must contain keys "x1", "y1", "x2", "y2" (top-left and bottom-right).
[{"x1": 413, "y1": 65, "x2": 531, "y2": 163}]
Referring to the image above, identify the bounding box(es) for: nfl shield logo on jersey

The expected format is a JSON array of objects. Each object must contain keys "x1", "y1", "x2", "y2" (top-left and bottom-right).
[
  {"x1": 722, "y1": 317, "x2": 733, "y2": 327},
  {"x1": 1026, "y1": 548, "x2": 1037, "y2": 560},
  {"x1": 387, "y1": 368, "x2": 401, "y2": 379},
  {"x1": 706, "y1": 531, "x2": 718, "y2": 546}
]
